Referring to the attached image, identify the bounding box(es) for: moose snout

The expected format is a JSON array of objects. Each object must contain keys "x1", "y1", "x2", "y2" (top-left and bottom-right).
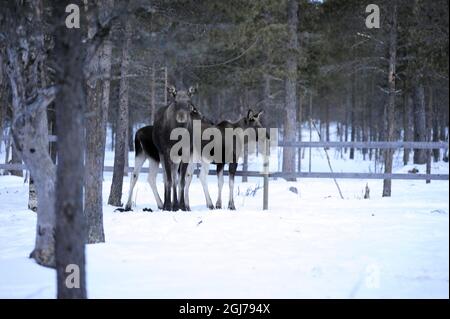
[{"x1": 176, "y1": 110, "x2": 188, "y2": 123}]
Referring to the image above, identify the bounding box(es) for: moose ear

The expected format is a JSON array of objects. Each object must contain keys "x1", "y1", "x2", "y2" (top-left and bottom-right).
[
  {"x1": 247, "y1": 110, "x2": 254, "y2": 119},
  {"x1": 167, "y1": 85, "x2": 177, "y2": 97},
  {"x1": 187, "y1": 86, "x2": 197, "y2": 97},
  {"x1": 255, "y1": 110, "x2": 264, "y2": 119}
]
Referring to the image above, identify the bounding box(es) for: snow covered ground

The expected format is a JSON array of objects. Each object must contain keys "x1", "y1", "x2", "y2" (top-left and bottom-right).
[{"x1": 0, "y1": 127, "x2": 448, "y2": 298}]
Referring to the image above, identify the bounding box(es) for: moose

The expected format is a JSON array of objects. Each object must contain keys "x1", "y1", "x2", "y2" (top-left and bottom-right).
[
  {"x1": 195, "y1": 109, "x2": 268, "y2": 210},
  {"x1": 123, "y1": 85, "x2": 269, "y2": 211}
]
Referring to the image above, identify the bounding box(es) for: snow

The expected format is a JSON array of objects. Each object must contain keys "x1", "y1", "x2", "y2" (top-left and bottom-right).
[{"x1": 0, "y1": 127, "x2": 449, "y2": 298}]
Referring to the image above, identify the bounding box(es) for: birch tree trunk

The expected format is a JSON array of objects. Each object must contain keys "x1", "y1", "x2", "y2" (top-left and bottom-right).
[
  {"x1": 2, "y1": 0, "x2": 56, "y2": 267},
  {"x1": 53, "y1": 0, "x2": 87, "y2": 299},
  {"x1": 10, "y1": 141, "x2": 23, "y2": 177},
  {"x1": 282, "y1": 0, "x2": 298, "y2": 181},
  {"x1": 382, "y1": 1, "x2": 398, "y2": 197},
  {"x1": 108, "y1": 18, "x2": 131, "y2": 206}
]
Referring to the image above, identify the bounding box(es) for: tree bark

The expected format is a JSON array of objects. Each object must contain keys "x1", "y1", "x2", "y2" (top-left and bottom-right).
[
  {"x1": 10, "y1": 141, "x2": 23, "y2": 177},
  {"x1": 350, "y1": 74, "x2": 356, "y2": 160},
  {"x1": 403, "y1": 92, "x2": 414, "y2": 165},
  {"x1": 53, "y1": 0, "x2": 87, "y2": 299},
  {"x1": 382, "y1": 1, "x2": 398, "y2": 197},
  {"x1": 413, "y1": 83, "x2": 427, "y2": 164},
  {"x1": 2, "y1": 0, "x2": 56, "y2": 267},
  {"x1": 426, "y1": 87, "x2": 433, "y2": 183},
  {"x1": 84, "y1": 0, "x2": 114, "y2": 244},
  {"x1": 108, "y1": 18, "x2": 131, "y2": 206},
  {"x1": 150, "y1": 63, "x2": 157, "y2": 124},
  {"x1": 282, "y1": 0, "x2": 298, "y2": 181},
  {"x1": 431, "y1": 90, "x2": 440, "y2": 162},
  {"x1": 297, "y1": 92, "x2": 303, "y2": 172}
]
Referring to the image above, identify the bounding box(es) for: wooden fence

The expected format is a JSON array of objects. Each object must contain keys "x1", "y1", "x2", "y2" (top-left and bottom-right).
[{"x1": 1, "y1": 138, "x2": 448, "y2": 210}]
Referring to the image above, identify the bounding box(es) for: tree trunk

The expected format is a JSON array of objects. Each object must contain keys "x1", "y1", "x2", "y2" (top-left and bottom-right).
[
  {"x1": 325, "y1": 103, "x2": 330, "y2": 142},
  {"x1": 282, "y1": 0, "x2": 298, "y2": 181},
  {"x1": 344, "y1": 95, "x2": 349, "y2": 154},
  {"x1": 350, "y1": 75, "x2": 356, "y2": 160},
  {"x1": 2, "y1": 0, "x2": 56, "y2": 267},
  {"x1": 297, "y1": 92, "x2": 303, "y2": 172},
  {"x1": 108, "y1": 18, "x2": 131, "y2": 206},
  {"x1": 403, "y1": 92, "x2": 413, "y2": 165},
  {"x1": 361, "y1": 76, "x2": 368, "y2": 160},
  {"x1": 0, "y1": 57, "x2": 4, "y2": 155},
  {"x1": 426, "y1": 87, "x2": 433, "y2": 183},
  {"x1": 124, "y1": 123, "x2": 129, "y2": 176},
  {"x1": 28, "y1": 176, "x2": 38, "y2": 212},
  {"x1": 431, "y1": 90, "x2": 440, "y2": 162},
  {"x1": 382, "y1": 1, "x2": 398, "y2": 197},
  {"x1": 53, "y1": 0, "x2": 86, "y2": 298},
  {"x1": 84, "y1": 0, "x2": 114, "y2": 244},
  {"x1": 413, "y1": 83, "x2": 427, "y2": 164},
  {"x1": 128, "y1": 114, "x2": 134, "y2": 152},
  {"x1": 10, "y1": 140, "x2": 23, "y2": 177},
  {"x1": 150, "y1": 63, "x2": 156, "y2": 124}
]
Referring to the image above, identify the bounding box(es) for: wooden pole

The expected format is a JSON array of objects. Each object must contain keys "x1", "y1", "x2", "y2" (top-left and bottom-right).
[
  {"x1": 263, "y1": 138, "x2": 269, "y2": 210},
  {"x1": 309, "y1": 92, "x2": 312, "y2": 173}
]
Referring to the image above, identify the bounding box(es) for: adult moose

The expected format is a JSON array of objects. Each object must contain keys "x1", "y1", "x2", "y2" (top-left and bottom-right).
[
  {"x1": 123, "y1": 104, "x2": 212, "y2": 212},
  {"x1": 153, "y1": 85, "x2": 196, "y2": 211}
]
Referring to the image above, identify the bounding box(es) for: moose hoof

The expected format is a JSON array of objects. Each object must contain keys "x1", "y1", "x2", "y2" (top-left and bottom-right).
[
  {"x1": 215, "y1": 203, "x2": 222, "y2": 209},
  {"x1": 228, "y1": 203, "x2": 236, "y2": 210},
  {"x1": 142, "y1": 207, "x2": 153, "y2": 212},
  {"x1": 163, "y1": 202, "x2": 172, "y2": 211},
  {"x1": 181, "y1": 205, "x2": 191, "y2": 212},
  {"x1": 115, "y1": 207, "x2": 131, "y2": 212}
]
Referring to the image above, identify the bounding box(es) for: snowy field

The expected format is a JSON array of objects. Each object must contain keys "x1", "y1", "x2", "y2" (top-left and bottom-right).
[{"x1": 0, "y1": 126, "x2": 448, "y2": 299}]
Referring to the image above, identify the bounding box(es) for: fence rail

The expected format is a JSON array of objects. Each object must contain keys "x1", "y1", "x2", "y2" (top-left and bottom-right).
[
  {"x1": 1, "y1": 140, "x2": 448, "y2": 210},
  {"x1": 279, "y1": 141, "x2": 449, "y2": 149},
  {"x1": 2, "y1": 164, "x2": 448, "y2": 181}
]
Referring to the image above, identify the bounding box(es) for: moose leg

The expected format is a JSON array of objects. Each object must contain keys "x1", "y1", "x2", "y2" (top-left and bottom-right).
[
  {"x1": 162, "y1": 156, "x2": 172, "y2": 211},
  {"x1": 199, "y1": 161, "x2": 214, "y2": 209},
  {"x1": 124, "y1": 153, "x2": 146, "y2": 211},
  {"x1": 228, "y1": 163, "x2": 238, "y2": 210},
  {"x1": 183, "y1": 163, "x2": 194, "y2": 211},
  {"x1": 171, "y1": 163, "x2": 180, "y2": 211},
  {"x1": 179, "y1": 163, "x2": 191, "y2": 211},
  {"x1": 147, "y1": 157, "x2": 163, "y2": 209},
  {"x1": 215, "y1": 163, "x2": 224, "y2": 209}
]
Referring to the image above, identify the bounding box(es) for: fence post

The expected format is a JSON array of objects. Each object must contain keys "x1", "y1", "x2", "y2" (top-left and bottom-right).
[{"x1": 263, "y1": 138, "x2": 269, "y2": 210}]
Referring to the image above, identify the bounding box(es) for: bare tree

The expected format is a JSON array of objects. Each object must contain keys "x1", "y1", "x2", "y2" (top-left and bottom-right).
[
  {"x1": 108, "y1": 18, "x2": 132, "y2": 206},
  {"x1": 282, "y1": 0, "x2": 298, "y2": 181},
  {"x1": 1, "y1": 0, "x2": 57, "y2": 267},
  {"x1": 403, "y1": 91, "x2": 413, "y2": 165},
  {"x1": 382, "y1": 1, "x2": 398, "y2": 197},
  {"x1": 413, "y1": 82, "x2": 427, "y2": 164},
  {"x1": 52, "y1": 0, "x2": 87, "y2": 299},
  {"x1": 84, "y1": 0, "x2": 114, "y2": 244}
]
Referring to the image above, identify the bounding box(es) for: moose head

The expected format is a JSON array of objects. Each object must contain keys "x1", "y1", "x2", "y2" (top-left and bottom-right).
[
  {"x1": 166, "y1": 85, "x2": 197, "y2": 123},
  {"x1": 245, "y1": 109, "x2": 270, "y2": 141}
]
